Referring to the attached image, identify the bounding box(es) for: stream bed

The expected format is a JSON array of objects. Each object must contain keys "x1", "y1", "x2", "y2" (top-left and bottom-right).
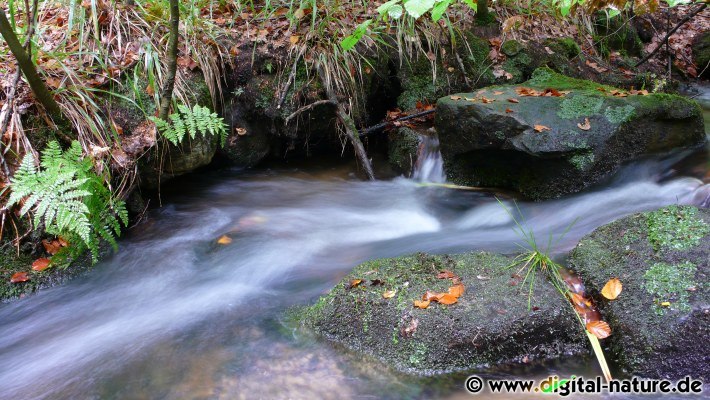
[{"x1": 0, "y1": 106, "x2": 709, "y2": 399}]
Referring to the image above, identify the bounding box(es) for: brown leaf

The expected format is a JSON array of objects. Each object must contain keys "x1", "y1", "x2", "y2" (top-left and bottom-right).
[
  {"x1": 534, "y1": 125, "x2": 551, "y2": 133},
  {"x1": 370, "y1": 279, "x2": 384, "y2": 286},
  {"x1": 586, "y1": 320, "x2": 611, "y2": 339},
  {"x1": 577, "y1": 118, "x2": 591, "y2": 131},
  {"x1": 422, "y1": 290, "x2": 440, "y2": 301},
  {"x1": 235, "y1": 127, "x2": 247, "y2": 136},
  {"x1": 481, "y1": 97, "x2": 494, "y2": 104},
  {"x1": 507, "y1": 98, "x2": 519, "y2": 103},
  {"x1": 601, "y1": 278, "x2": 622, "y2": 300},
  {"x1": 402, "y1": 317, "x2": 419, "y2": 336},
  {"x1": 436, "y1": 270, "x2": 457, "y2": 279},
  {"x1": 382, "y1": 289, "x2": 397, "y2": 299},
  {"x1": 414, "y1": 300, "x2": 430, "y2": 309},
  {"x1": 347, "y1": 279, "x2": 363, "y2": 289},
  {"x1": 217, "y1": 235, "x2": 232, "y2": 245},
  {"x1": 448, "y1": 283, "x2": 465, "y2": 298},
  {"x1": 32, "y1": 258, "x2": 52, "y2": 272},
  {"x1": 42, "y1": 239, "x2": 62, "y2": 255},
  {"x1": 493, "y1": 91, "x2": 504, "y2": 95},
  {"x1": 10, "y1": 272, "x2": 30, "y2": 283},
  {"x1": 505, "y1": 108, "x2": 514, "y2": 113},
  {"x1": 437, "y1": 293, "x2": 458, "y2": 305},
  {"x1": 449, "y1": 95, "x2": 462, "y2": 100},
  {"x1": 289, "y1": 35, "x2": 300, "y2": 45},
  {"x1": 568, "y1": 292, "x2": 592, "y2": 309}
]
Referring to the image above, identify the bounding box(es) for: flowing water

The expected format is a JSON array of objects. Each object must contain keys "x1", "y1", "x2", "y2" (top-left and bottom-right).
[{"x1": 1, "y1": 107, "x2": 709, "y2": 399}]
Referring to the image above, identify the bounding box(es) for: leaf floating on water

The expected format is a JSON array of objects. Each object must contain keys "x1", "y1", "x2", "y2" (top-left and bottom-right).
[
  {"x1": 10, "y1": 272, "x2": 30, "y2": 283},
  {"x1": 382, "y1": 289, "x2": 397, "y2": 299},
  {"x1": 586, "y1": 320, "x2": 612, "y2": 339},
  {"x1": 534, "y1": 125, "x2": 551, "y2": 132},
  {"x1": 448, "y1": 283, "x2": 465, "y2": 298},
  {"x1": 217, "y1": 235, "x2": 232, "y2": 245},
  {"x1": 32, "y1": 258, "x2": 52, "y2": 272},
  {"x1": 601, "y1": 278, "x2": 622, "y2": 300},
  {"x1": 347, "y1": 279, "x2": 363, "y2": 289},
  {"x1": 414, "y1": 300, "x2": 430, "y2": 309},
  {"x1": 437, "y1": 293, "x2": 458, "y2": 305},
  {"x1": 577, "y1": 118, "x2": 591, "y2": 131}
]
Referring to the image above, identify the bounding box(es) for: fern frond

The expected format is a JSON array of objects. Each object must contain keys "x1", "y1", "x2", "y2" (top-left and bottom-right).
[{"x1": 153, "y1": 104, "x2": 227, "y2": 147}]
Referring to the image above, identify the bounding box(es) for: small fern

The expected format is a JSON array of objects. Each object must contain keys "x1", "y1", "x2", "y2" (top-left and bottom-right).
[
  {"x1": 151, "y1": 104, "x2": 228, "y2": 147},
  {"x1": 8, "y1": 141, "x2": 128, "y2": 264}
]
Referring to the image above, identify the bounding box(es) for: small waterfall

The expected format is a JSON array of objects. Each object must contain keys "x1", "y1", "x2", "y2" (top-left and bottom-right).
[{"x1": 412, "y1": 134, "x2": 446, "y2": 183}]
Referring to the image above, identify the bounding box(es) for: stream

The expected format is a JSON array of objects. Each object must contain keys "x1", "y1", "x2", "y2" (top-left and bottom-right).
[{"x1": 0, "y1": 102, "x2": 708, "y2": 399}]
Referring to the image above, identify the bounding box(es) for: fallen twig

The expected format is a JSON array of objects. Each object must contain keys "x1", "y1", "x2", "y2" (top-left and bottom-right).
[
  {"x1": 283, "y1": 99, "x2": 336, "y2": 126},
  {"x1": 635, "y1": 3, "x2": 707, "y2": 68},
  {"x1": 358, "y1": 109, "x2": 436, "y2": 137},
  {"x1": 277, "y1": 52, "x2": 302, "y2": 109}
]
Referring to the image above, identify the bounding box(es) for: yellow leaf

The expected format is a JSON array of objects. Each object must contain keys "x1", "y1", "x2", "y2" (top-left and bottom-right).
[
  {"x1": 448, "y1": 283, "x2": 465, "y2": 298},
  {"x1": 217, "y1": 235, "x2": 232, "y2": 245},
  {"x1": 289, "y1": 35, "x2": 300, "y2": 45},
  {"x1": 348, "y1": 279, "x2": 363, "y2": 289},
  {"x1": 414, "y1": 300, "x2": 430, "y2": 309},
  {"x1": 601, "y1": 278, "x2": 622, "y2": 300},
  {"x1": 534, "y1": 124, "x2": 551, "y2": 133},
  {"x1": 661, "y1": 301, "x2": 671, "y2": 307},
  {"x1": 449, "y1": 95, "x2": 462, "y2": 100},
  {"x1": 382, "y1": 289, "x2": 397, "y2": 299}
]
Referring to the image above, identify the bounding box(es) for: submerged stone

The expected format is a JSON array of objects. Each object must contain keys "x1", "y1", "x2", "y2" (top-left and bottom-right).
[
  {"x1": 569, "y1": 205, "x2": 710, "y2": 380},
  {"x1": 435, "y1": 68, "x2": 705, "y2": 200},
  {"x1": 292, "y1": 252, "x2": 587, "y2": 374}
]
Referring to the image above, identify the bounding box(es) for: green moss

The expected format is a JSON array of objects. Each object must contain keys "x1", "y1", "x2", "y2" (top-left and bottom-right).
[
  {"x1": 501, "y1": 40, "x2": 523, "y2": 57},
  {"x1": 527, "y1": 67, "x2": 617, "y2": 92},
  {"x1": 557, "y1": 95, "x2": 605, "y2": 119},
  {"x1": 646, "y1": 205, "x2": 709, "y2": 251},
  {"x1": 397, "y1": 57, "x2": 442, "y2": 111},
  {"x1": 553, "y1": 38, "x2": 581, "y2": 59},
  {"x1": 643, "y1": 261, "x2": 697, "y2": 315},
  {"x1": 604, "y1": 105, "x2": 636, "y2": 124},
  {"x1": 569, "y1": 151, "x2": 595, "y2": 171}
]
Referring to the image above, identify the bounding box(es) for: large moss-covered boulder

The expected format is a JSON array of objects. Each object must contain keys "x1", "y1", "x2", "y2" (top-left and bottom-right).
[
  {"x1": 388, "y1": 127, "x2": 421, "y2": 175},
  {"x1": 569, "y1": 205, "x2": 710, "y2": 379},
  {"x1": 435, "y1": 68, "x2": 706, "y2": 200},
  {"x1": 293, "y1": 252, "x2": 587, "y2": 374},
  {"x1": 693, "y1": 31, "x2": 710, "y2": 79}
]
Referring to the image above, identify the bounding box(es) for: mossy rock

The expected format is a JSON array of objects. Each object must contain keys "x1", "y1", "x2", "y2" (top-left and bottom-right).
[
  {"x1": 692, "y1": 31, "x2": 710, "y2": 79},
  {"x1": 569, "y1": 206, "x2": 710, "y2": 379},
  {"x1": 501, "y1": 40, "x2": 524, "y2": 57},
  {"x1": 434, "y1": 68, "x2": 705, "y2": 199},
  {"x1": 594, "y1": 14, "x2": 643, "y2": 58},
  {"x1": 291, "y1": 252, "x2": 587, "y2": 374},
  {"x1": 388, "y1": 127, "x2": 420, "y2": 175}
]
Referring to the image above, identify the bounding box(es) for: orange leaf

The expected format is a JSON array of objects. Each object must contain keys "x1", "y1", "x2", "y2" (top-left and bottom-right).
[
  {"x1": 436, "y1": 270, "x2": 457, "y2": 279},
  {"x1": 505, "y1": 108, "x2": 514, "y2": 113},
  {"x1": 414, "y1": 300, "x2": 430, "y2": 309},
  {"x1": 586, "y1": 320, "x2": 611, "y2": 339},
  {"x1": 382, "y1": 289, "x2": 397, "y2": 299},
  {"x1": 437, "y1": 293, "x2": 458, "y2": 305},
  {"x1": 217, "y1": 235, "x2": 232, "y2": 245},
  {"x1": 507, "y1": 98, "x2": 519, "y2": 103},
  {"x1": 42, "y1": 239, "x2": 61, "y2": 255},
  {"x1": 534, "y1": 125, "x2": 551, "y2": 133},
  {"x1": 422, "y1": 290, "x2": 441, "y2": 301},
  {"x1": 32, "y1": 258, "x2": 51, "y2": 272},
  {"x1": 289, "y1": 35, "x2": 300, "y2": 45},
  {"x1": 568, "y1": 292, "x2": 592, "y2": 309},
  {"x1": 493, "y1": 91, "x2": 504, "y2": 95},
  {"x1": 601, "y1": 278, "x2": 622, "y2": 300},
  {"x1": 577, "y1": 118, "x2": 591, "y2": 131},
  {"x1": 481, "y1": 97, "x2": 494, "y2": 104},
  {"x1": 347, "y1": 279, "x2": 363, "y2": 289},
  {"x1": 448, "y1": 283, "x2": 465, "y2": 298},
  {"x1": 10, "y1": 272, "x2": 30, "y2": 283}
]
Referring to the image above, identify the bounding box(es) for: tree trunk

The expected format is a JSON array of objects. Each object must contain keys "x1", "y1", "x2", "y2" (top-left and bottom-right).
[
  {"x1": 475, "y1": 0, "x2": 490, "y2": 24},
  {"x1": 158, "y1": 0, "x2": 180, "y2": 121},
  {"x1": 0, "y1": 9, "x2": 63, "y2": 120}
]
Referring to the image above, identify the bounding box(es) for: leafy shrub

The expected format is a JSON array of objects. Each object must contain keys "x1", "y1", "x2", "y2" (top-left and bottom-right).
[
  {"x1": 8, "y1": 141, "x2": 128, "y2": 264},
  {"x1": 151, "y1": 104, "x2": 228, "y2": 146}
]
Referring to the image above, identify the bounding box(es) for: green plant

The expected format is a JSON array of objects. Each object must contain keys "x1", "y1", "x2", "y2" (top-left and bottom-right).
[
  {"x1": 644, "y1": 261, "x2": 697, "y2": 315},
  {"x1": 8, "y1": 141, "x2": 128, "y2": 264},
  {"x1": 151, "y1": 104, "x2": 228, "y2": 147}
]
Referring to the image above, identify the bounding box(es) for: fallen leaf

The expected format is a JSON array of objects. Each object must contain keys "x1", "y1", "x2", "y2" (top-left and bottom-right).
[
  {"x1": 145, "y1": 83, "x2": 155, "y2": 96},
  {"x1": 289, "y1": 35, "x2": 300, "y2": 45},
  {"x1": 493, "y1": 91, "x2": 504, "y2": 95},
  {"x1": 436, "y1": 270, "x2": 457, "y2": 279},
  {"x1": 476, "y1": 275, "x2": 491, "y2": 280},
  {"x1": 382, "y1": 289, "x2": 397, "y2": 299},
  {"x1": 577, "y1": 118, "x2": 591, "y2": 131},
  {"x1": 235, "y1": 127, "x2": 247, "y2": 136},
  {"x1": 347, "y1": 279, "x2": 363, "y2": 289},
  {"x1": 42, "y1": 239, "x2": 62, "y2": 255},
  {"x1": 568, "y1": 292, "x2": 592, "y2": 309},
  {"x1": 402, "y1": 317, "x2": 419, "y2": 336},
  {"x1": 422, "y1": 290, "x2": 440, "y2": 301},
  {"x1": 10, "y1": 272, "x2": 30, "y2": 283},
  {"x1": 661, "y1": 301, "x2": 671, "y2": 307},
  {"x1": 601, "y1": 278, "x2": 622, "y2": 300},
  {"x1": 507, "y1": 98, "x2": 519, "y2": 103},
  {"x1": 505, "y1": 108, "x2": 514, "y2": 113},
  {"x1": 447, "y1": 66, "x2": 455, "y2": 72},
  {"x1": 449, "y1": 95, "x2": 462, "y2": 100},
  {"x1": 448, "y1": 283, "x2": 465, "y2": 298},
  {"x1": 586, "y1": 320, "x2": 611, "y2": 339},
  {"x1": 414, "y1": 300, "x2": 430, "y2": 309},
  {"x1": 436, "y1": 293, "x2": 458, "y2": 305},
  {"x1": 217, "y1": 235, "x2": 232, "y2": 245},
  {"x1": 481, "y1": 97, "x2": 494, "y2": 104},
  {"x1": 534, "y1": 125, "x2": 551, "y2": 133},
  {"x1": 32, "y1": 258, "x2": 52, "y2": 272}
]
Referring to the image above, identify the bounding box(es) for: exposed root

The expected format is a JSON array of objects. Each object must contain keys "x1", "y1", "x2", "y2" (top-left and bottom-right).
[{"x1": 283, "y1": 100, "x2": 336, "y2": 126}]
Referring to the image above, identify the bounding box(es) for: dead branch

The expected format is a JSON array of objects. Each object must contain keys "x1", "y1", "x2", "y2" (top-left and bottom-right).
[
  {"x1": 283, "y1": 100, "x2": 336, "y2": 126},
  {"x1": 277, "y1": 52, "x2": 302, "y2": 109},
  {"x1": 358, "y1": 109, "x2": 436, "y2": 137}
]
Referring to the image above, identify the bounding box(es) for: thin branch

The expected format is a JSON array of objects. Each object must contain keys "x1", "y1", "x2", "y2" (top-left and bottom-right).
[
  {"x1": 358, "y1": 109, "x2": 436, "y2": 137},
  {"x1": 635, "y1": 3, "x2": 707, "y2": 68},
  {"x1": 283, "y1": 100, "x2": 336, "y2": 126},
  {"x1": 277, "y1": 52, "x2": 301, "y2": 109}
]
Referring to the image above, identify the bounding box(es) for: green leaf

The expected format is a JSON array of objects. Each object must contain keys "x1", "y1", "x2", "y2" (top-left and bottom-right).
[
  {"x1": 431, "y1": 0, "x2": 454, "y2": 21},
  {"x1": 341, "y1": 20, "x2": 372, "y2": 51},
  {"x1": 461, "y1": 0, "x2": 477, "y2": 12},
  {"x1": 664, "y1": 0, "x2": 691, "y2": 6},
  {"x1": 403, "y1": 0, "x2": 436, "y2": 19},
  {"x1": 377, "y1": 0, "x2": 401, "y2": 17}
]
